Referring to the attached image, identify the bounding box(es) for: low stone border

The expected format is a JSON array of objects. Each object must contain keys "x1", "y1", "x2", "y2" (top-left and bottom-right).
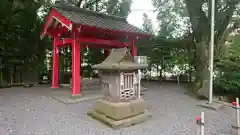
[
  {"x1": 51, "y1": 90, "x2": 103, "y2": 104},
  {"x1": 213, "y1": 100, "x2": 233, "y2": 107},
  {"x1": 60, "y1": 84, "x2": 101, "y2": 90},
  {"x1": 0, "y1": 83, "x2": 37, "y2": 88}
]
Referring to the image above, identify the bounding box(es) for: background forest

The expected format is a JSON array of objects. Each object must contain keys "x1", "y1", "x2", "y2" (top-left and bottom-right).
[{"x1": 0, "y1": 0, "x2": 240, "y2": 99}]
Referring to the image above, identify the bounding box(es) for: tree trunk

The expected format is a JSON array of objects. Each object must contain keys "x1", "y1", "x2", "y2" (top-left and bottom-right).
[
  {"x1": 0, "y1": 58, "x2": 2, "y2": 85},
  {"x1": 194, "y1": 41, "x2": 209, "y2": 97},
  {"x1": 188, "y1": 69, "x2": 192, "y2": 83},
  {"x1": 156, "y1": 63, "x2": 159, "y2": 79},
  {"x1": 160, "y1": 57, "x2": 164, "y2": 78}
]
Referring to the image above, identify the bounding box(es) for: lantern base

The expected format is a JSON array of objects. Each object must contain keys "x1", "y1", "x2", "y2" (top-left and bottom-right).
[
  {"x1": 88, "y1": 99, "x2": 151, "y2": 128},
  {"x1": 93, "y1": 99, "x2": 146, "y2": 120},
  {"x1": 88, "y1": 109, "x2": 151, "y2": 129}
]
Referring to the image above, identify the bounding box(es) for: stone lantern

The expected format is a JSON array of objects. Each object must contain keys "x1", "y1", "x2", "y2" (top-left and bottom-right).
[{"x1": 88, "y1": 48, "x2": 151, "y2": 128}]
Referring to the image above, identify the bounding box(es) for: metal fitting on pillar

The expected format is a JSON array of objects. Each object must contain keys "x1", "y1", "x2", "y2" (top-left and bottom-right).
[
  {"x1": 133, "y1": 73, "x2": 137, "y2": 85},
  {"x1": 120, "y1": 72, "x2": 124, "y2": 87},
  {"x1": 138, "y1": 69, "x2": 141, "y2": 99},
  {"x1": 232, "y1": 98, "x2": 240, "y2": 129},
  {"x1": 196, "y1": 112, "x2": 204, "y2": 135}
]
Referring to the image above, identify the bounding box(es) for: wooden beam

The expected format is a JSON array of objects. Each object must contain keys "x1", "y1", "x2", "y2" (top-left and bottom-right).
[
  {"x1": 82, "y1": 44, "x2": 117, "y2": 48},
  {"x1": 41, "y1": 8, "x2": 73, "y2": 38},
  {"x1": 55, "y1": 38, "x2": 72, "y2": 46},
  {"x1": 50, "y1": 8, "x2": 72, "y2": 30},
  {"x1": 40, "y1": 11, "x2": 53, "y2": 38},
  {"x1": 56, "y1": 37, "x2": 132, "y2": 48},
  {"x1": 47, "y1": 26, "x2": 69, "y2": 38},
  {"x1": 78, "y1": 37, "x2": 131, "y2": 47}
]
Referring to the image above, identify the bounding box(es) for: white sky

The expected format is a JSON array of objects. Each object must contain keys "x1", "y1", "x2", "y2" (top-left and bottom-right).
[{"x1": 127, "y1": 0, "x2": 158, "y2": 30}]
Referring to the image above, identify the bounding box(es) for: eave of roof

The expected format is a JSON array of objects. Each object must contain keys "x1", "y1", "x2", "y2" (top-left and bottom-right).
[
  {"x1": 53, "y1": 3, "x2": 127, "y2": 22},
  {"x1": 92, "y1": 48, "x2": 148, "y2": 70},
  {"x1": 50, "y1": 3, "x2": 151, "y2": 36}
]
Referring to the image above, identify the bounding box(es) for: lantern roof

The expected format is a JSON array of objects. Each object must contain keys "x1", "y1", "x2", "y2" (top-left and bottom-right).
[{"x1": 92, "y1": 48, "x2": 148, "y2": 70}]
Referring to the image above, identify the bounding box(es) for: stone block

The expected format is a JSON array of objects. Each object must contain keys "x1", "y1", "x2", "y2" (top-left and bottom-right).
[
  {"x1": 231, "y1": 126, "x2": 240, "y2": 135},
  {"x1": 196, "y1": 102, "x2": 224, "y2": 111},
  {"x1": 70, "y1": 94, "x2": 83, "y2": 99},
  {"x1": 88, "y1": 109, "x2": 151, "y2": 129},
  {"x1": 94, "y1": 99, "x2": 145, "y2": 120}
]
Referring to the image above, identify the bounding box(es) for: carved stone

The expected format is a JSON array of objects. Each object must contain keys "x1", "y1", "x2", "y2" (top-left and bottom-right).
[{"x1": 88, "y1": 48, "x2": 151, "y2": 128}]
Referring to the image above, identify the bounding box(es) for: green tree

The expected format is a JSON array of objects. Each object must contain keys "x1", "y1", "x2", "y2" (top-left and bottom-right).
[
  {"x1": 214, "y1": 33, "x2": 240, "y2": 98},
  {"x1": 185, "y1": 0, "x2": 240, "y2": 94},
  {"x1": 152, "y1": 0, "x2": 190, "y2": 38},
  {"x1": 152, "y1": 0, "x2": 240, "y2": 95},
  {"x1": 137, "y1": 13, "x2": 153, "y2": 56},
  {"x1": 0, "y1": 0, "x2": 50, "y2": 85}
]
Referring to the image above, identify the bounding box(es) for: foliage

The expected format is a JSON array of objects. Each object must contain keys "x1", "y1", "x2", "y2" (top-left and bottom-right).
[
  {"x1": 152, "y1": 0, "x2": 190, "y2": 38},
  {"x1": 150, "y1": 0, "x2": 240, "y2": 95},
  {"x1": 0, "y1": 0, "x2": 50, "y2": 84},
  {"x1": 139, "y1": 11, "x2": 192, "y2": 79},
  {"x1": 1, "y1": 0, "x2": 239, "y2": 94},
  {"x1": 214, "y1": 34, "x2": 240, "y2": 96},
  {"x1": 0, "y1": 0, "x2": 134, "y2": 84},
  {"x1": 184, "y1": 0, "x2": 240, "y2": 91}
]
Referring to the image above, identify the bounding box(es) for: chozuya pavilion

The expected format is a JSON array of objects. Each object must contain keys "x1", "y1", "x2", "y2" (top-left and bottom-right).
[
  {"x1": 40, "y1": 3, "x2": 151, "y2": 97},
  {"x1": 88, "y1": 48, "x2": 151, "y2": 128},
  {"x1": 41, "y1": 3, "x2": 151, "y2": 128}
]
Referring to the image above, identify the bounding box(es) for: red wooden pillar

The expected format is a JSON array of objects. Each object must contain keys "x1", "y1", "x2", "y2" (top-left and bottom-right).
[
  {"x1": 131, "y1": 39, "x2": 137, "y2": 57},
  {"x1": 131, "y1": 45, "x2": 137, "y2": 57},
  {"x1": 51, "y1": 37, "x2": 59, "y2": 88},
  {"x1": 71, "y1": 30, "x2": 80, "y2": 95}
]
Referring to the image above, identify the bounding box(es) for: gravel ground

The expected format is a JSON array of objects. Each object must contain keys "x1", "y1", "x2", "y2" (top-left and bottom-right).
[{"x1": 0, "y1": 82, "x2": 235, "y2": 135}]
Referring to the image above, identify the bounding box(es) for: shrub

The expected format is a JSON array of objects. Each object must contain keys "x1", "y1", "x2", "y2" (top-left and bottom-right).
[{"x1": 214, "y1": 40, "x2": 240, "y2": 97}]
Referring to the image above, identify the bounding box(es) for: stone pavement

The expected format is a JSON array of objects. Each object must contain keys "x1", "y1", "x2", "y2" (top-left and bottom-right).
[{"x1": 0, "y1": 82, "x2": 235, "y2": 135}]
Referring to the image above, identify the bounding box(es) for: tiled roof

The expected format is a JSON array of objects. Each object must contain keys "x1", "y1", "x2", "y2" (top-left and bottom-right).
[
  {"x1": 52, "y1": 4, "x2": 150, "y2": 35},
  {"x1": 92, "y1": 48, "x2": 148, "y2": 70}
]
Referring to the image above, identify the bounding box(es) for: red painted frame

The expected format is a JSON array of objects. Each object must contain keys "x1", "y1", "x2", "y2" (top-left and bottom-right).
[
  {"x1": 41, "y1": 7, "x2": 148, "y2": 96},
  {"x1": 55, "y1": 38, "x2": 131, "y2": 48}
]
